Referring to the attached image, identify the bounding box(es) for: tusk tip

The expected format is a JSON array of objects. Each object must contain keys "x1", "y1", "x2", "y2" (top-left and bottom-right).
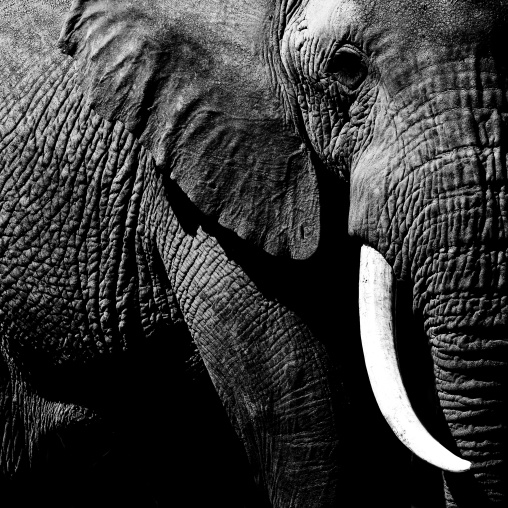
[{"x1": 445, "y1": 457, "x2": 472, "y2": 474}]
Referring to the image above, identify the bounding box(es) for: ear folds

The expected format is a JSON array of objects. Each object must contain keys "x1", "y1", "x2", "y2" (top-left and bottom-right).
[
  {"x1": 59, "y1": 0, "x2": 160, "y2": 135},
  {"x1": 59, "y1": 0, "x2": 321, "y2": 259}
]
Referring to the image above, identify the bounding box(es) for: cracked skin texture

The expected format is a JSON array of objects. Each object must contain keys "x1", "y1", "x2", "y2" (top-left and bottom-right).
[
  {"x1": 0, "y1": 51, "x2": 358, "y2": 508},
  {"x1": 1, "y1": 0, "x2": 508, "y2": 507},
  {"x1": 0, "y1": 55, "x2": 341, "y2": 508},
  {"x1": 0, "y1": 2, "x2": 351, "y2": 507}
]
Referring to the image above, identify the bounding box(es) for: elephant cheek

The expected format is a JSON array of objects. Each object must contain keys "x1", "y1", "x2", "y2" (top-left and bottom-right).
[
  {"x1": 348, "y1": 169, "x2": 386, "y2": 251},
  {"x1": 346, "y1": 107, "x2": 401, "y2": 260}
]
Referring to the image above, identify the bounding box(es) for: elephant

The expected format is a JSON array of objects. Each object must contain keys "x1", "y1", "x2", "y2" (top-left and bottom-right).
[{"x1": 1, "y1": 0, "x2": 508, "y2": 506}]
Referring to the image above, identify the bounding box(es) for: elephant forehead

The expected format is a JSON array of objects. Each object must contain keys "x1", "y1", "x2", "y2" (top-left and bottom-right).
[
  {"x1": 289, "y1": 0, "x2": 370, "y2": 52},
  {"x1": 305, "y1": 0, "x2": 364, "y2": 34},
  {"x1": 371, "y1": 0, "x2": 508, "y2": 45},
  {"x1": 299, "y1": 0, "x2": 508, "y2": 48}
]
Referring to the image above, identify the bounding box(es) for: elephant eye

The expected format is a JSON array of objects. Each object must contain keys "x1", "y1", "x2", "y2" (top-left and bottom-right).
[{"x1": 323, "y1": 45, "x2": 368, "y2": 90}]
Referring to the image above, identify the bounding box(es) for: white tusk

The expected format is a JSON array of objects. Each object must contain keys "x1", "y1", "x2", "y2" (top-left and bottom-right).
[{"x1": 359, "y1": 245, "x2": 471, "y2": 473}]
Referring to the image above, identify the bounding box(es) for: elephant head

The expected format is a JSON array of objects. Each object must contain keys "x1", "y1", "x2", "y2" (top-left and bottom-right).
[
  {"x1": 1, "y1": 0, "x2": 508, "y2": 506},
  {"x1": 278, "y1": 1, "x2": 508, "y2": 504}
]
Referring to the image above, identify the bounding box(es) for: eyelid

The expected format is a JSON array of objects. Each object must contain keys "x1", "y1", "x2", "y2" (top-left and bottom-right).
[
  {"x1": 334, "y1": 43, "x2": 363, "y2": 58},
  {"x1": 323, "y1": 44, "x2": 365, "y2": 72},
  {"x1": 322, "y1": 44, "x2": 368, "y2": 89}
]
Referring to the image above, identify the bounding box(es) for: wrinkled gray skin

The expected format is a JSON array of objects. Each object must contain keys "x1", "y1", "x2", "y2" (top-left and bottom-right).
[{"x1": 1, "y1": 0, "x2": 508, "y2": 507}]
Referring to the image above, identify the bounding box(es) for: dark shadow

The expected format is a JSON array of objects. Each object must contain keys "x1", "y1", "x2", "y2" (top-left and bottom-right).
[
  {"x1": 163, "y1": 164, "x2": 415, "y2": 507},
  {"x1": 1, "y1": 323, "x2": 269, "y2": 507},
  {"x1": 395, "y1": 281, "x2": 446, "y2": 508}
]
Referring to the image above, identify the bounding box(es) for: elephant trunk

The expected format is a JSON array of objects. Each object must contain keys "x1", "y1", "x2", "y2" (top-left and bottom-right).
[
  {"x1": 409, "y1": 142, "x2": 508, "y2": 504},
  {"x1": 418, "y1": 249, "x2": 508, "y2": 506}
]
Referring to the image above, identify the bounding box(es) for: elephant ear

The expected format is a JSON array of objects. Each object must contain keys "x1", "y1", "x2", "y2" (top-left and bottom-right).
[{"x1": 58, "y1": 0, "x2": 320, "y2": 260}]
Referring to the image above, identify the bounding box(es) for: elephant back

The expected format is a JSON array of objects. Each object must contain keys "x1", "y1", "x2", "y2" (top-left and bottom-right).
[{"x1": 0, "y1": 0, "x2": 70, "y2": 100}]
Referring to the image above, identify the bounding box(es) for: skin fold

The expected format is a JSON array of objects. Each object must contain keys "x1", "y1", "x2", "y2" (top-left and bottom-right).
[{"x1": 0, "y1": 0, "x2": 507, "y2": 507}]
